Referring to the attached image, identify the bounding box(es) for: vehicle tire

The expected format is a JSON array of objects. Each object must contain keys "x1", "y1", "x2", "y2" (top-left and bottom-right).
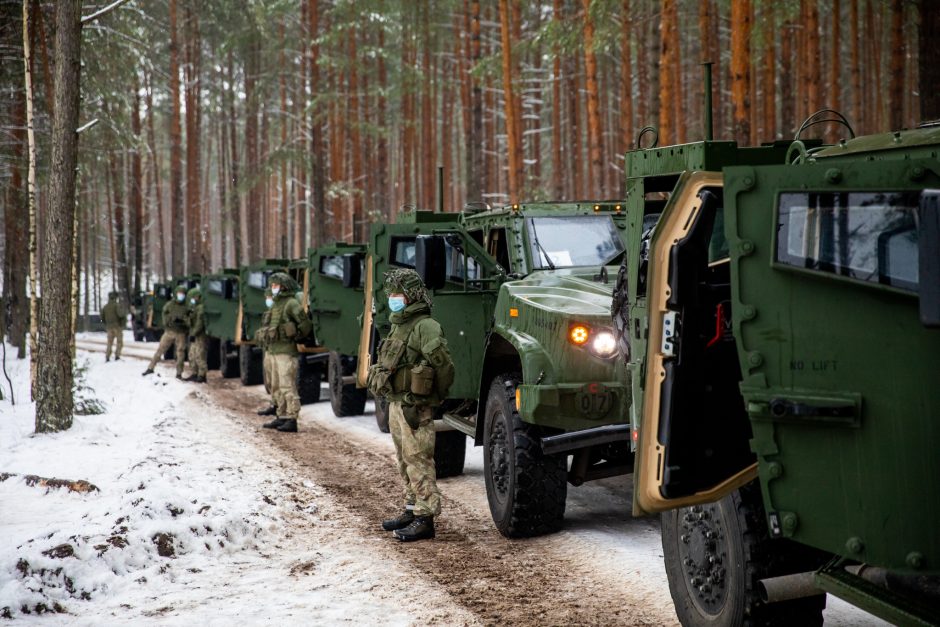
[
  {"x1": 328, "y1": 351, "x2": 366, "y2": 416},
  {"x1": 374, "y1": 397, "x2": 390, "y2": 433},
  {"x1": 133, "y1": 326, "x2": 145, "y2": 342},
  {"x1": 219, "y1": 341, "x2": 240, "y2": 378},
  {"x1": 145, "y1": 329, "x2": 160, "y2": 342},
  {"x1": 483, "y1": 373, "x2": 567, "y2": 537},
  {"x1": 238, "y1": 344, "x2": 264, "y2": 386},
  {"x1": 434, "y1": 429, "x2": 467, "y2": 479},
  {"x1": 661, "y1": 482, "x2": 826, "y2": 627},
  {"x1": 297, "y1": 360, "x2": 322, "y2": 405},
  {"x1": 206, "y1": 337, "x2": 221, "y2": 370},
  {"x1": 164, "y1": 344, "x2": 176, "y2": 360},
  {"x1": 611, "y1": 261, "x2": 631, "y2": 359}
]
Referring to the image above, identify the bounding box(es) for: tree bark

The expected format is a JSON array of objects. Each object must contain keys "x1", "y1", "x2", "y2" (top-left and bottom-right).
[
  {"x1": 168, "y1": 0, "x2": 184, "y2": 276},
  {"x1": 582, "y1": 0, "x2": 603, "y2": 198},
  {"x1": 829, "y1": 0, "x2": 841, "y2": 137},
  {"x1": 498, "y1": 0, "x2": 521, "y2": 203},
  {"x1": 184, "y1": 5, "x2": 202, "y2": 272},
  {"x1": 36, "y1": 0, "x2": 83, "y2": 432},
  {"x1": 658, "y1": 0, "x2": 676, "y2": 145},
  {"x1": 467, "y1": 0, "x2": 483, "y2": 203},
  {"x1": 308, "y1": 0, "x2": 327, "y2": 246},
  {"x1": 145, "y1": 72, "x2": 168, "y2": 279},
  {"x1": 620, "y1": 0, "x2": 633, "y2": 162},
  {"x1": 730, "y1": 0, "x2": 752, "y2": 144},
  {"x1": 131, "y1": 76, "x2": 143, "y2": 295},
  {"x1": 850, "y1": 0, "x2": 861, "y2": 129},
  {"x1": 23, "y1": 0, "x2": 40, "y2": 391},
  {"x1": 888, "y1": 0, "x2": 905, "y2": 130},
  {"x1": 763, "y1": 3, "x2": 777, "y2": 140},
  {"x1": 4, "y1": 75, "x2": 29, "y2": 356}
]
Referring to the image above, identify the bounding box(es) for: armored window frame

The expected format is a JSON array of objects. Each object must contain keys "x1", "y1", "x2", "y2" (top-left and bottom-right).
[
  {"x1": 775, "y1": 191, "x2": 920, "y2": 293},
  {"x1": 207, "y1": 279, "x2": 225, "y2": 296},
  {"x1": 246, "y1": 271, "x2": 271, "y2": 289},
  {"x1": 318, "y1": 255, "x2": 344, "y2": 280},
  {"x1": 389, "y1": 236, "x2": 481, "y2": 283}
]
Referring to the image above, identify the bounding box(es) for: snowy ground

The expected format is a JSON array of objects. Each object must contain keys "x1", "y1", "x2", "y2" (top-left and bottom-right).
[{"x1": 0, "y1": 332, "x2": 888, "y2": 625}]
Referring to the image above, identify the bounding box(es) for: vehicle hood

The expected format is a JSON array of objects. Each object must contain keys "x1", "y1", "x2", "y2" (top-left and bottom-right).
[{"x1": 503, "y1": 267, "x2": 616, "y2": 317}]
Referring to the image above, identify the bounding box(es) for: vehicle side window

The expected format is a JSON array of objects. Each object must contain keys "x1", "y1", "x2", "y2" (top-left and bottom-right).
[
  {"x1": 247, "y1": 271, "x2": 270, "y2": 289},
  {"x1": 208, "y1": 279, "x2": 225, "y2": 296},
  {"x1": 776, "y1": 191, "x2": 920, "y2": 291},
  {"x1": 487, "y1": 227, "x2": 512, "y2": 272},
  {"x1": 390, "y1": 236, "x2": 481, "y2": 283},
  {"x1": 319, "y1": 255, "x2": 344, "y2": 280}
]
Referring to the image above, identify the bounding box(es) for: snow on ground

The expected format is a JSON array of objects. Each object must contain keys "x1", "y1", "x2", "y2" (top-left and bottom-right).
[{"x1": 0, "y1": 340, "x2": 475, "y2": 624}]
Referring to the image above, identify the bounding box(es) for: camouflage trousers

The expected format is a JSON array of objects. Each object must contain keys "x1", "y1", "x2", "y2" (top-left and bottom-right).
[
  {"x1": 188, "y1": 335, "x2": 208, "y2": 377},
  {"x1": 263, "y1": 352, "x2": 281, "y2": 409},
  {"x1": 105, "y1": 327, "x2": 123, "y2": 360},
  {"x1": 148, "y1": 329, "x2": 187, "y2": 376},
  {"x1": 389, "y1": 402, "x2": 441, "y2": 517},
  {"x1": 269, "y1": 353, "x2": 300, "y2": 419}
]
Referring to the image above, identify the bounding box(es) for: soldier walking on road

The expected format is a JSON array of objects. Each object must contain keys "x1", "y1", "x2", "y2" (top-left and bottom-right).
[
  {"x1": 142, "y1": 285, "x2": 190, "y2": 379},
  {"x1": 183, "y1": 287, "x2": 208, "y2": 383},
  {"x1": 100, "y1": 291, "x2": 126, "y2": 362},
  {"x1": 258, "y1": 273, "x2": 312, "y2": 433},
  {"x1": 368, "y1": 269, "x2": 455, "y2": 542},
  {"x1": 256, "y1": 288, "x2": 279, "y2": 416}
]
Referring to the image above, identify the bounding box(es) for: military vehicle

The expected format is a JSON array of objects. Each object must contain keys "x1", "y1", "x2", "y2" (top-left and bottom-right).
[
  {"x1": 306, "y1": 243, "x2": 376, "y2": 422},
  {"x1": 141, "y1": 281, "x2": 172, "y2": 341},
  {"x1": 237, "y1": 258, "x2": 324, "y2": 402},
  {"x1": 203, "y1": 268, "x2": 240, "y2": 377},
  {"x1": 363, "y1": 201, "x2": 637, "y2": 534},
  {"x1": 130, "y1": 291, "x2": 148, "y2": 341},
  {"x1": 614, "y1": 120, "x2": 940, "y2": 625}
]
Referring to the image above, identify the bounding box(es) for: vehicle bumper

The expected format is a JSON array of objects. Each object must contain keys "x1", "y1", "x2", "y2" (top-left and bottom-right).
[{"x1": 517, "y1": 381, "x2": 629, "y2": 431}]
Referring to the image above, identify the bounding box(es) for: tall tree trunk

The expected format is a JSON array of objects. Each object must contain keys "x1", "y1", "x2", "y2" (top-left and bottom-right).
[
  {"x1": 376, "y1": 28, "x2": 390, "y2": 218},
  {"x1": 921, "y1": 0, "x2": 940, "y2": 121},
  {"x1": 781, "y1": 19, "x2": 795, "y2": 136},
  {"x1": 225, "y1": 51, "x2": 242, "y2": 264},
  {"x1": 582, "y1": 0, "x2": 603, "y2": 198},
  {"x1": 730, "y1": 0, "x2": 752, "y2": 144},
  {"x1": 36, "y1": 0, "x2": 83, "y2": 432},
  {"x1": 551, "y1": 0, "x2": 563, "y2": 198},
  {"x1": 168, "y1": 0, "x2": 184, "y2": 277},
  {"x1": 4, "y1": 77, "x2": 29, "y2": 356},
  {"x1": 308, "y1": 0, "x2": 327, "y2": 246},
  {"x1": 763, "y1": 3, "x2": 777, "y2": 140},
  {"x1": 184, "y1": 6, "x2": 202, "y2": 272},
  {"x1": 829, "y1": 0, "x2": 841, "y2": 138},
  {"x1": 131, "y1": 77, "x2": 143, "y2": 295},
  {"x1": 349, "y1": 30, "x2": 364, "y2": 238},
  {"x1": 23, "y1": 0, "x2": 39, "y2": 377},
  {"x1": 498, "y1": 0, "x2": 521, "y2": 203},
  {"x1": 658, "y1": 0, "x2": 676, "y2": 145},
  {"x1": 145, "y1": 73, "x2": 168, "y2": 279},
  {"x1": 108, "y1": 146, "x2": 129, "y2": 301},
  {"x1": 888, "y1": 0, "x2": 904, "y2": 130},
  {"x1": 850, "y1": 0, "x2": 861, "y2": 129},
  {"x1": 620, "y1": 0, "x2": 633, "y2": 162},
  {"x1": 467, "y1": 0, "x2": 483, "y2": 203},
  {"x1": 566, "y1": 54, "x2": 582, "y2": 199},
  {"x1": 805, "y1": 0, "x2": 820, "y2": 118},
  {"x1": 244, "y1": 33, "x2": 260, "y2": 258}
]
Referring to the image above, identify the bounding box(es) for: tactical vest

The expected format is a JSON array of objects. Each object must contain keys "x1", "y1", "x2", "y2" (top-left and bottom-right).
[{"x1": 368, "y1": 313, "x2": 441, "y2": 405}]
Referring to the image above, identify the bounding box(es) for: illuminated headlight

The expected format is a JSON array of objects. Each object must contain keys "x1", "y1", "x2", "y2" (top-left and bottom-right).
[{"x1": 588, "y1": 330, "x2": 618, "y2": 358}]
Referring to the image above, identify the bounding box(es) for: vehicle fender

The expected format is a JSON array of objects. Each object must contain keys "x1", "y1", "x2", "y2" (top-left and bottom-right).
[{"x1": 473, "y1": 325, "x2": 554, "y2": 444}]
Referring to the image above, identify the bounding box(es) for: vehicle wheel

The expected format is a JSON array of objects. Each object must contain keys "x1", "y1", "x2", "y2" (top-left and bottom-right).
[
  {"x1": 133, "y1": 327, "x2": 144, "y2": 342},
  {"x1": 297, "y1": 360, "x2": 322, "y2": 405},
  {"x1": 238, "y1": 344, "x2": 264, "y2": 386},
  {"x1": 145, "y1": 329, "x2": 160, "y2": 342},
  {"x1": 374, "y1": 397, "x2": 390, "y2": 433},
  {"x1": 206, "y1": 337, "x2": 221, "y2": 370},
  {"x1": 483, "y1": 373, "x2": 567, "y2": 537},
  {"x1": 611, "y1": 261, "x2": 631, "y2": 359},
  {"x1": 219, "y1": 341, "x2": 240, "y2": 378},
  {"x1": 434, "y1": 429, "x2": 466, "y2": 479},
  {"x1": 164, "y1": 344, "x2": 176, "y2": 360},
  {"x1": 328, "y1": 351, "x2": 366, "y2": 416},
  {"x1": 661, "y1": 482, "x2": 826, "y2": 627}
]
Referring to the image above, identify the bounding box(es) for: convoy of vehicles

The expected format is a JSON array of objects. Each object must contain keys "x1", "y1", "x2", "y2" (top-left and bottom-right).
[{"x1": 120, "y1": 114, "x2": 938, "y2": 625}]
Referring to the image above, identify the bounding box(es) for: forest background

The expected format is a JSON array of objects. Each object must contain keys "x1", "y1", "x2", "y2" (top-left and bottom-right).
[{"x1": 0, "y1": 0, "x2": 937, "y2": 349}]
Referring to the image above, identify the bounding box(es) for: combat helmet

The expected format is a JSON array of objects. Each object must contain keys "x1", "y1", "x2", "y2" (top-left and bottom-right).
[
  {"x1": 383, "y1": 268, "x2": 431, "y2": 308},
  {"x1": 269, "y1": 271, "x2": 297, "y2": 294},
  {"x1": 186, "y1": 287, "x2": 201, "y2": 301}
]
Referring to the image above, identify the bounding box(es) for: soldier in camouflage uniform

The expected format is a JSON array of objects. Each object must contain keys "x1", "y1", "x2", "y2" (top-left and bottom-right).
[
  {"x1": 256, "y1": 288, "x2": 279, "y2": 416},
  {"x1": 143, "y1": 285, "x2": 190, "y2": 379},
  {"x1": 100, "y1": 291, "x2": 126, "y2": 362},
  {"x1": 258, "y1": 272, "x2": 312, "y2": 433},
  {"x1": 368, "y1": 268, "x2": 455, "y2": 542},
  {"x1": 183, "y1": 287, "x2": 208, "y2": 383}
]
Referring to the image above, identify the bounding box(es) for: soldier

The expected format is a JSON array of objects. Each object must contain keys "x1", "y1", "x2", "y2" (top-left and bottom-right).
[
  {"x1": 258, "y1": 272, "x2": 312, "y2": 433},
  {"x1": 100, "y1": 291, "x2": 126, "y2": 362},
  {"x1": 368, "y1": 269, "x2": 455, "y2": 542},
  {"x1": 256, "y1": 288, "x2": 279, "y2": 416},
  {"x1": 183, "y1": 287, "x2": 208, "y2": 383},
  {"x1": 142, "y1": 285, "x2": 190, "y2": 379}
]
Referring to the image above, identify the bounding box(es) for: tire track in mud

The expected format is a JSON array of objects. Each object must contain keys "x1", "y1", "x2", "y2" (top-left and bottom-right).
[{"x1": 207, "y1": 377, "x2": 670, "y2": 627}]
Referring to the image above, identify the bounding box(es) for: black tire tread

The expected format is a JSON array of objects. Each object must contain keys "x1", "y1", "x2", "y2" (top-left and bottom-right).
[
  {"x1": 434, "y1": 430, "x2": 466, "y2": 478},
  {"x1": 329, "y1": 351, "x2": 366, "y2": 416},
  {"x1": 297, "y1": 361, "x2": 322, "y2": 405},
  {"x1": 239, "y1": 344, "x2": 264, "y2": 386}
]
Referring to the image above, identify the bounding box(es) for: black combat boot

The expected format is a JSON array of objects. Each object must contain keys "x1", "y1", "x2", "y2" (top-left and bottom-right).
[
  {"x1": 114, "y1": 356, "x2": 121, "y2": 361},
  {"x1": 262, "y1": 417, "x2": 286, "y2": 429},
  {"x1": 182, "y1": 375, "x2": 197, "y2": 382},
  {"x1": 276, "y1": 419, "x2": 298, "y2": 433},
  {"x1": 394, "y1": 516, "x2": 435, "y2": 542},
  {"x1": 142, "y1": 369, "x2": 154, "y2": 376},
  {"x1": 106, "y1": 356, "x2": 110, "y2": 362},
  {"x1": 198, "y1": 376, "x2": 207, "y2": 383},
  {"x1": 381, "y1": 509, "x2": 415, "y2": 531},
  {"x1": 175, "y1": 373, "x2": 183, "y2": 380},
  {"x1": 257, "y1": 406, "x2": 278, "y2": 416}
]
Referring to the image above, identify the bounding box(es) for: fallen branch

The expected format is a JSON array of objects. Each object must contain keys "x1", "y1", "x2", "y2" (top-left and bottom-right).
[{"x1": 0, "y1": 472, "x2": 99, "y2": 493}]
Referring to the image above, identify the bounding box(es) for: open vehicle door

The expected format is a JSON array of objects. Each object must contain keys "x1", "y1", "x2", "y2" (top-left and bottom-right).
[
  {"x1": 309, "y1": 243, "x2": 367, "y2": 357},
  {"x1": 634, "y1": 171, "x2": 758, "y2": 514}
]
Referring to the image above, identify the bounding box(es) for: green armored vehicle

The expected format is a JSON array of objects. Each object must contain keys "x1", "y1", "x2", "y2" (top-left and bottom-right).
[
  {"x1": 203, "y1": 268, "x2": 241, "y2": 377},
  {"x1": 616, "y1": 123, "x2": 940, "y2": 625},
  {"x1": 142, "y1": 282, "x2": 172, "y2": 341},
  {"x1": 307, "y1": 243, "x2": 375, "y2": 421},
  {"x1": 365, "y1": 202, "x2": 635, "y2": 535},
  {"x1": 237, "y1": 258, "x2": 324, "y2": 402}
]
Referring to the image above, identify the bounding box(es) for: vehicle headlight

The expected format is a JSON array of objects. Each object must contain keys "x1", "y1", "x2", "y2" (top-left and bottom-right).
[{"x1": 588, "y1": 330, "x2": 618, "y2": 359}]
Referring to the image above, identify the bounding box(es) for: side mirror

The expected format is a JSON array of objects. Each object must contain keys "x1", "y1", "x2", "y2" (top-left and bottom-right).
[
  {"x1": 918, "y1": 190, "x2": 940, "y2": 328},
  {"x1": 342, "y1": 254, "x2": 362, "y2": 288},
  {"x1": 416, "y1": 235, "x2": 447, "y2": 291}
]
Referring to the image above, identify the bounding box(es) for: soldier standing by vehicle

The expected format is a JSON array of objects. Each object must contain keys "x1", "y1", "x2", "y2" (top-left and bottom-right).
[
  {"x1": 183, "y1": 287, "x2": 207, "y2": 383},
  {"x1": 100, "y1": 291, "x2": 126, "y2": 362},
  {"x1": 258, "y1": 272, "x2": 311, "y2": 433},
  {"x1": 142, "y1": 285, "x2": 190, "y2": 379},
  {"x1": 256, "y1": 288, "x2": 278, "y2": 416},
  {"x1": 368, "y1": 269, "x2": 455, "y2": 542}
]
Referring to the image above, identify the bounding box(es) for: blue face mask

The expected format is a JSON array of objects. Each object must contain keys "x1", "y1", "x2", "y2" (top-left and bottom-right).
[
  {"x1": 265, "y1": 298, "x2": 274, "y2": 309},
  {"x1": 176, "y1": 293, "x2": 186, "y2": 302},
  {"x1": 388, "y1": 296, "x2": 406, "y2": 312}
]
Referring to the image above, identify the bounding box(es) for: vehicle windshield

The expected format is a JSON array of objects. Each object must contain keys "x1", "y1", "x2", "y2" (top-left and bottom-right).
[{"x1": 526, "y1": 215, "x2": 624, "y2": 269}]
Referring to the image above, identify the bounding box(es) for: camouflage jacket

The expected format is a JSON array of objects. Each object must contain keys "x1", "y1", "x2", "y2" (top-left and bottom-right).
[
  {"x1": 161, "y1": 299, "x2": 190, "y2": 332},
  {"x1": 189, "y1": 302, "x2": 206, "y2": 337},
  {"x1": 258, "y1": 295, "x2": 311, "y2": 355},
  {"x1": 100, "y1": 300, "x2": 126, "y2": 328}
]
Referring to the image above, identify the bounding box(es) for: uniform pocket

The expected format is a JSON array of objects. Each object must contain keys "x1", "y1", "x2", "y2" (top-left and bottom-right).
[
  {"x1": 378, "y1": 338, "x2": 406, "y2": 370},
  {"x1": 410, "y1": 363, "x2": 435, "y2": 396}
]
